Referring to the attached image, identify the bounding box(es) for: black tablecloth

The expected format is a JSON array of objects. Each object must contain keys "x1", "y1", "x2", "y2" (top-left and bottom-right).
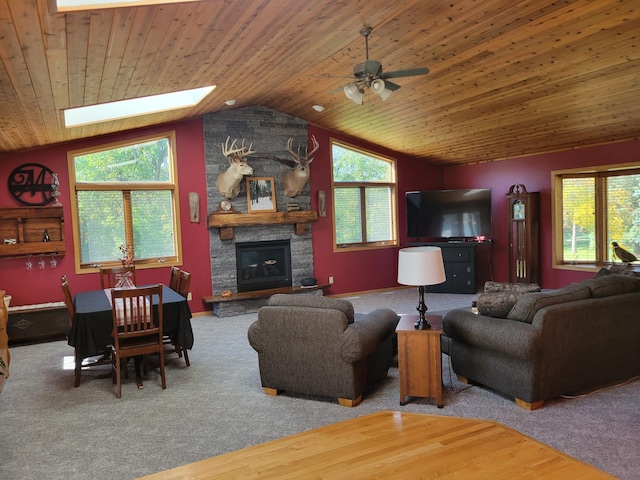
[{"x1": 68, "y1": 285, "x2": 193, "y2": 361}]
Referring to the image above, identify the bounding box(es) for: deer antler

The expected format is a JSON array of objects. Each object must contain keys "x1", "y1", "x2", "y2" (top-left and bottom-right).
[
  {"x1": 222, "y1": 137, "x2": 256, "y2": 160},
  {"x1": 286, "y1": 135, "x2": 320, "y2": 165},
  {"x1": 286, "y1": 138, "x2": 301, "y2": 164},
  {"x1": 307, "y1": 135, "x2": 320, "y2": 163},
  {"x1": 222, "y1": 137, "x2": 240, "y2": 157},
  {"x1": 239, "y1": 139, "x2": 256, "y2": 156}
]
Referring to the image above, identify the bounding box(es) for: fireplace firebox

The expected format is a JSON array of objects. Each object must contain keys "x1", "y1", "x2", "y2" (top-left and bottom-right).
[{"x1": 236, "y1": 240, "x2": 292, "y2": 292}]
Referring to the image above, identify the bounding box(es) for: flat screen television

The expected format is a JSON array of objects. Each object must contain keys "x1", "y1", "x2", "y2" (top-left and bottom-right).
[{"x1": 406, "y1": 189, "x2": 492, "y2": 240}]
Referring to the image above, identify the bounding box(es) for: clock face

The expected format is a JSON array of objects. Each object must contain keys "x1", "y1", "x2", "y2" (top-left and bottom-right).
[
  {"x1": 220, "y1": 200, "x2": 232, "y2": 211},
  {"x1": 513, "y1": 200, "x2": 525, "y2": 220}
]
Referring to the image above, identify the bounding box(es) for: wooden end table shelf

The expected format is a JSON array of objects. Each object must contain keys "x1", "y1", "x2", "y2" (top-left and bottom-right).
[{"x1": 396, "y1": 314, "x2": 443, "y2": 407}]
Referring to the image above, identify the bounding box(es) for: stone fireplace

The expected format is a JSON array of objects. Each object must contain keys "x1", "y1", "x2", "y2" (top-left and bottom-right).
[{"x1": 204, "y1": 106, "x2": 316, "y2": 317}]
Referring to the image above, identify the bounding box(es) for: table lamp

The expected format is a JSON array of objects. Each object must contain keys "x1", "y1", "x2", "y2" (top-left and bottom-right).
[{"x1": 397, "y1": 246, "x2": 447, "y2": 329}]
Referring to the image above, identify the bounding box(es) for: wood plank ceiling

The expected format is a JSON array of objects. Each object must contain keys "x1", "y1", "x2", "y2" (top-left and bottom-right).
[{"x1": 0, "y1": 0, "x2": 638, "y2": 166}]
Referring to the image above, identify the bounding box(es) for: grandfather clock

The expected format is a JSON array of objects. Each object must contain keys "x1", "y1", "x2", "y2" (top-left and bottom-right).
[{"x1": 507, "y1": 184, "x2": 539, "y2": 284}]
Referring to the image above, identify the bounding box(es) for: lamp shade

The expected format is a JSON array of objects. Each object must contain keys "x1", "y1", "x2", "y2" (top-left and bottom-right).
[
  {"x1": 371, "y1": 79, "x2": 392, "y2": 101},
  {"x1": 344, "y1": 84, "x2": 364, "y2": 105},
  {"x1": 397, "y1": 246, "x2": 446, "y2": 286}
]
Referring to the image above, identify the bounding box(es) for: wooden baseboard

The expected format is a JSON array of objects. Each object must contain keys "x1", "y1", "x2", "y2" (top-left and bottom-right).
[{"x1": 328, "y1": 285, "x2": 413, "y2": 298}]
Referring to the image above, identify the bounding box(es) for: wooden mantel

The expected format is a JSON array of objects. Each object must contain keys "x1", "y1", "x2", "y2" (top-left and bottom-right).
[{"x1": 207, "y1": 210, "x2": 319, "y2": 240}]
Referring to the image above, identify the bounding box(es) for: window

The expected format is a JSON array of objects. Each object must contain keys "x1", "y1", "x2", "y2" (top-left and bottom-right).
[
  {"x1": 331, "y1": 140, "x2": 398, "y2": 251},
  {"x1": 552, "y1": 163, "x2": 640, "y2": 269},
  {"x1": 68, "y1": 132, "x2": 182, "y2": 272}
]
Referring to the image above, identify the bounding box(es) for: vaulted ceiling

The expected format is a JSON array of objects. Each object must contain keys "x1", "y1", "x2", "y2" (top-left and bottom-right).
[{"x1": 1, "y1": 0, "x2": 638, "y2": 166}]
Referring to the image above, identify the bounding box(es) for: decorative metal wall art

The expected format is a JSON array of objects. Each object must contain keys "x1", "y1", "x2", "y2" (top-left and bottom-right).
[{"x1": 8, "y1": 163, "x2": 56, "y2": 206}]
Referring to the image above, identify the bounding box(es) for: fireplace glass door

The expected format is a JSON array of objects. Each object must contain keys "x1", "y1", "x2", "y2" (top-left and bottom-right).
[{"x1": 235, "y1": 240, "x2": 292, "y2": 292}]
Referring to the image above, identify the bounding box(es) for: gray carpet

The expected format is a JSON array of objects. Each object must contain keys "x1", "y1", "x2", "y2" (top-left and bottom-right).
[{"x1": 0, "y1": 288, "x2": 638, "y2": 480}]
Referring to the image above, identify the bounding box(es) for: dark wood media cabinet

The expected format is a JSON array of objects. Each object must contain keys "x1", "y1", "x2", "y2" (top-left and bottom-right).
[{"x1": 408, "y1": 241, "x2": 488, "y2": 294}]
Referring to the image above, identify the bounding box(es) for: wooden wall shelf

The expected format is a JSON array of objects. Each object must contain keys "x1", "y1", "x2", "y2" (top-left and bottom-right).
[
  {"x1": 207, "y1": 210, "x2": 318, "y2": 240},
  {"x1": 0, "y1": 207, "x2": 65, "y2": 257}
]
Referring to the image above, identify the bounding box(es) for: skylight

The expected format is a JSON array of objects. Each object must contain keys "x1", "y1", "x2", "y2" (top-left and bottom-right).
[
  {"x1": 64, "y1": 86, "x2": 215, "y2": 128},
  {"x1": 55, "y1": 0, "x2": 198, "y2": 12}
]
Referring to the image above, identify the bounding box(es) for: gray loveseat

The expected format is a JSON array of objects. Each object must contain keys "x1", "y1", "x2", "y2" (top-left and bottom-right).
[
  {"x1": 248, "y1": 294, "x2": 399, "y2": 407},
  {"x1": 443, "y1": 273, "x2": 640, "y2": 410}
]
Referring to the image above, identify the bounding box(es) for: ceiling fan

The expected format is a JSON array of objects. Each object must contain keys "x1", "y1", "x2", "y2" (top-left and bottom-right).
[{"x1": 332, "y1": 26, "x2": 430, "y2": 104}]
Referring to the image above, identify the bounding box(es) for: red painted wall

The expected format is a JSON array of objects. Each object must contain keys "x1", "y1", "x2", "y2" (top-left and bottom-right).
[
  {"x1": 2, "y1": 113, "x2": 637, "y2": 307},
  {"x1": 0, "y1": 118, "x2": 212, "y2": 312},
  {"x1": 308, "y1": 125, "x2": 444, "y2": 295},
  {"x1": 443, "y1": 139, "x2": 640, "y2": 289}
]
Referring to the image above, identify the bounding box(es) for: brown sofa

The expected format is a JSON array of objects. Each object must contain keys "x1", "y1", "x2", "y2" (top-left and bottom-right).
[
  {"x1": 443, "y1": 273, "x2": 640, "y2": 410},
  {"x1": 247, "y1": 294, "x2": 399, "y2": 407}
]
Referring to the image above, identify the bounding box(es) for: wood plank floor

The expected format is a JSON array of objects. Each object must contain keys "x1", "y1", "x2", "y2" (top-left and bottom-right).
[{"x1": 137, "y1": 411, "x2": 614, "y2": 479}]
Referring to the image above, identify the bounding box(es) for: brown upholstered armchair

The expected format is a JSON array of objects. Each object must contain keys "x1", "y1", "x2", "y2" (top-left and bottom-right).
[{"x1": 247, "y1": 294, "x2": 399, "y2": 407}]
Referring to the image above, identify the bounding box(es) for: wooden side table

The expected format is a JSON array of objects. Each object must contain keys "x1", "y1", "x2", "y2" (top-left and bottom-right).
[{"x1": 396, "y1": 314, "x2": 443, "y2": 407}]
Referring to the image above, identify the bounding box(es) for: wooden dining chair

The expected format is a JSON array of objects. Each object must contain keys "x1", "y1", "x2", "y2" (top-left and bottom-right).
[
  {"x1": 166, "y1": 267, "x2": 191, "y2": 366},
  {"x1": 169, "y1": 266, "x2": 181, "y2": 291},
  {"x1": 110, "y1": 284, "x2": 166, "y2": 398},
  {"x1": 61, "y1": 275, "x2": 110, "y2": 387},
  {"x1": 100, "y1": 266, "x2": 137, "y2": 289}
]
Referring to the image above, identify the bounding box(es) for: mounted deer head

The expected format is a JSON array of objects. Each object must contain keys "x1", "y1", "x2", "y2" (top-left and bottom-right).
[
  {"x1": 281, "y1": 135, "x2": 319, "y2": 197},
  {"x1": 215, "y1": 137, "x2": 256, "y2": 199}
]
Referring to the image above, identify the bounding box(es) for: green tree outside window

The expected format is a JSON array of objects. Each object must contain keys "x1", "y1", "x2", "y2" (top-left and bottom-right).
[
  {"x1": 69, "y1": 133, "x2": 181, "y2": 271},
  {"x1": 555, "y1": 166, "x2": 640, "y2": 267},
  {"x1": 331, "y1": 141, "x2": 397, "y2": 250}
]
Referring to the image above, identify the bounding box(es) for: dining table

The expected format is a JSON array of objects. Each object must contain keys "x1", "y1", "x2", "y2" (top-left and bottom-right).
[{"x1": 68, "y1": 284, "x2": 194, "y2": 369}]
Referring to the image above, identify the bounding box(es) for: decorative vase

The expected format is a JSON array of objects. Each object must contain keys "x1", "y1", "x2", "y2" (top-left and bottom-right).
[
  {"x1": 50, "y1": 173, "x2": 62, "y2": 207},
  {"x1": 115, "y1": 272, "x2": 135, "y2": 289}
]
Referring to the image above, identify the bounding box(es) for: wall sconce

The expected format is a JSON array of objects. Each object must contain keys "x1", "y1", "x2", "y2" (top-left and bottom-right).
[
  {"x1": 318, "y1": 190, "x2": 326, "y2": 217},
  {"x1": 188, "y1": 192, "x2": 200, "y2": 223}
]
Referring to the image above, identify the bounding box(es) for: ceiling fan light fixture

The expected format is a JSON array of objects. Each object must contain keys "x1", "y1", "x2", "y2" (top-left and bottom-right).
[
  {"x1": 371, "y1": 79, "x2": 392, "y2": 101},
  {"x1": 332, "y1": 27, "x2": 429, "y2": 106},
  {"x1": 344, "y1": 84, "x2": 364, "y2": 105}
]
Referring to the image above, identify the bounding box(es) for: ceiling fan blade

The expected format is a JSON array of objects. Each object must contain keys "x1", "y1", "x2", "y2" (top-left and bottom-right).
[
  {"x1": 381, "y1": 67, "x2": 430, "y2": 79},
  {"x1": 384, "y1": 80, "x2": 401, "y2": 91},
  {"x1": 312, "y1": 74, "x2": 357, "y2": 79}
]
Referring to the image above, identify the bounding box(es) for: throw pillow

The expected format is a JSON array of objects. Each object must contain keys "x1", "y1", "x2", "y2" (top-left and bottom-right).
[
  {"x1": 582, "y1": 274, "x2": 640, "y2": 298},
  {"x1": 594, "y1": 267, "x2": 613, "y2": 278},
  {"x1": 607, "y1": 264, "x2": 640, "y2": 278},
  {"x1": 483, "y1": 281, "x2": 541, "y2": 294},
  {"x1": 477, "y1": 292, "x2": 520, "y2": 318},
  {"x1": 507, "y1": 283, "x2": 592, "y2": 323}
]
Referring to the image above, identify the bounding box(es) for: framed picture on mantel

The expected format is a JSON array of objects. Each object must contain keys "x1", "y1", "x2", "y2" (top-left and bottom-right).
[{"x1": 247, "y1": 177, "x2": 276, "y2": 213}]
